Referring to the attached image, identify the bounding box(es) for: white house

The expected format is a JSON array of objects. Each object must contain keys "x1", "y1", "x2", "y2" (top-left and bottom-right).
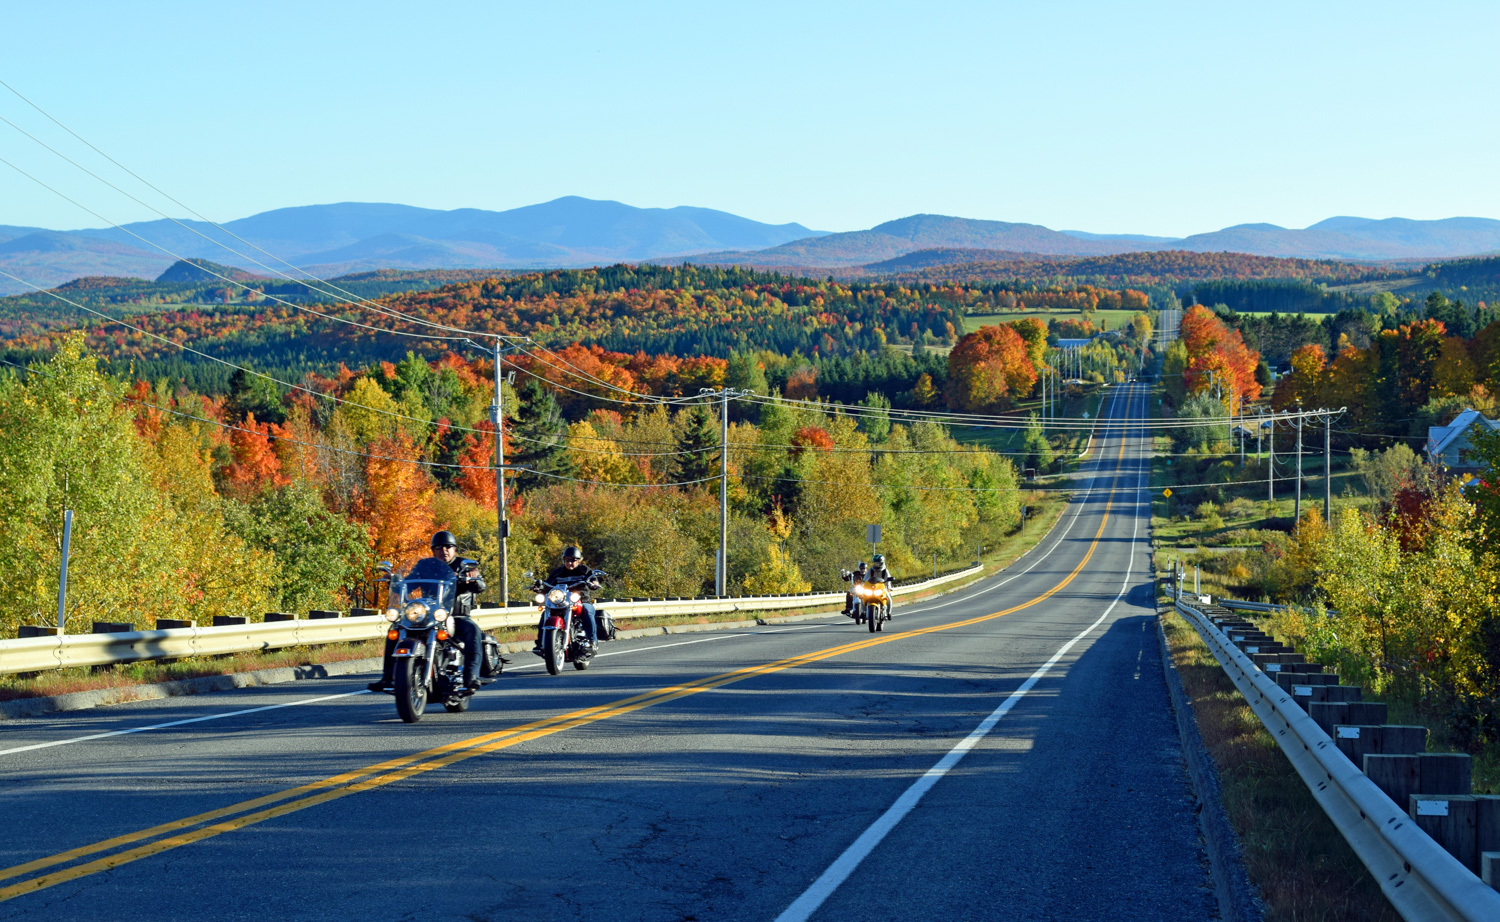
[{"x1": 1426, "y1": 408, "x2": 1500, "y2": 471}]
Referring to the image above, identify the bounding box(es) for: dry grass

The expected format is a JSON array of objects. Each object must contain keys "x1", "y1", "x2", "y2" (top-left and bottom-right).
[{"x1": 1160, "y1": 608, "x2": 1399, "y2": 922}]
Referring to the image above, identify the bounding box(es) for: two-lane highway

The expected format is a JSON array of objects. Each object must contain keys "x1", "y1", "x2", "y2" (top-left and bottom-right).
[{"x1": 0, "y1": 381, "x2": 1211, "y2": 921}]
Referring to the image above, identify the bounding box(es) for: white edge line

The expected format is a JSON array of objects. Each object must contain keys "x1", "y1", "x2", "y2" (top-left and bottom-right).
[{"x1": 772, "y1": 384, "x2": 1147, "y2": 922}]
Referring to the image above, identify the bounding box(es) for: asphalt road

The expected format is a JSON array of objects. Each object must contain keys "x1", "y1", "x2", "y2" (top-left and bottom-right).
[{"x1": 0, "y1": 381, "x2": 1213, "y2": 921}]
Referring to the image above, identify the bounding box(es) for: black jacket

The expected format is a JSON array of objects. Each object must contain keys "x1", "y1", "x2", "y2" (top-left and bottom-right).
[
  {"x1": 546, "y1": 563, "x2": 597, "y2": 603},
  {"x1": 449, "y1": 557, "x2": 486, "y2": 617}
]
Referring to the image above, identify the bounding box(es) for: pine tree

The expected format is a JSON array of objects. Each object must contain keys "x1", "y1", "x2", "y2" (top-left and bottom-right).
[
  {"x1": 509, "y1": 380, "x2": 573, "y2": 491},
  {"x1": 1023, "y1": 414, "x2": 1054, "y2": 475},
  {"x1": 674, "y1": 404, "x2": 720, "y2": 484}
]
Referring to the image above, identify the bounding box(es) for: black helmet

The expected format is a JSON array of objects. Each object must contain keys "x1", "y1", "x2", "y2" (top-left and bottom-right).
[
  {"x1": 562, "y1": 545, "x2": 582, "y2": 561},
  {"x1": 872, "y1": 554, "x2": 886, "y2": 567},
  {"x1": 431, "y1": 530, "x2": 458, "y2": 548},
  {"x1": 856, "y1": 561, "x2": 867, "y2": 570}
]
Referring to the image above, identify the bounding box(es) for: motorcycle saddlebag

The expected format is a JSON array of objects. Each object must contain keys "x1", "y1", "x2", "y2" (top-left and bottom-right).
[
  {"x1": 597, "y1": 609, "x2": 616, "y2": 641},
  {"x1": 479, "y1": 633, "x2": 505, "y2": 677}
]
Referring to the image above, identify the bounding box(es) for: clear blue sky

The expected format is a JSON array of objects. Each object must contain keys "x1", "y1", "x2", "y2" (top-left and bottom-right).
[{"x1": 1, "y1": 1, "x2": 1495, "y2": 236}]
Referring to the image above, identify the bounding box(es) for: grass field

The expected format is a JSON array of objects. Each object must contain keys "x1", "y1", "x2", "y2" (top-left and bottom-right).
[{"x1": 964, "y1": 309, "x2": 1139, "y2": 333}]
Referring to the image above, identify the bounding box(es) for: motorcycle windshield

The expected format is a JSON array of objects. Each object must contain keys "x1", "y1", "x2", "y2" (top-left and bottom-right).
[{"x1": 392, "y1": 558, "x2": 456, "y2": 609}]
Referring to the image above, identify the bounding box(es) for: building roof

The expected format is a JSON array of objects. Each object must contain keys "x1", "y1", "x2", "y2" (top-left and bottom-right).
[{"x1": 1426, "y1": 408, "x2": 1500, "y2": 460}]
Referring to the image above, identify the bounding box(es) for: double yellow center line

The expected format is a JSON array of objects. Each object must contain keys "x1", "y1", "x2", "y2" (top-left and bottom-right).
[{"x1": 0, "y1": 390, "x2": 1142, "y2": 903}]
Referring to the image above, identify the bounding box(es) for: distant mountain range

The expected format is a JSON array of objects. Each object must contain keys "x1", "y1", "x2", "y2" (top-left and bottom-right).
[{"x1": 2, "y1": 196, "x2": 1498, "y2": 296}]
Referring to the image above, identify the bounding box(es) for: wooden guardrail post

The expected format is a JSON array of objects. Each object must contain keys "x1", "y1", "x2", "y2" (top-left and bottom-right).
[{"x1": 1411, "y1": 795, "x2": 1479, "y2": 872}]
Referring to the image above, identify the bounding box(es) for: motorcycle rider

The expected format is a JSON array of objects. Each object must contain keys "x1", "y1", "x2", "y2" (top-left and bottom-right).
[
  {"x1": 368, "y1": 530, "x2": 488, "y2": 693},
  {"x1": 840, "y1": 560, "x2": 870, "y2": 615},
  {"x1": 868, "y1": 553, "x2": 894, "y2": 617},
  {"x1": 532, "y1": 545, "x2": 600, "y2": 654}
]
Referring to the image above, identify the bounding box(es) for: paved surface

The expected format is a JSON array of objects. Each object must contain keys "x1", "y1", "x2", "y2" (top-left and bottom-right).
[{"x1": 0, "y1": 382, "x2": 1213, "y2": 921}]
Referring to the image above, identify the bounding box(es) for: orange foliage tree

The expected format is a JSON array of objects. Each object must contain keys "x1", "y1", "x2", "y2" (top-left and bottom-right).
[
  {"x1": 220, "y1": 413, "x2": 290, "y2": 499},
  {"x1": 1179, "y1": 305, "x2": 1262, "y2": 411},
  {"x1": 945, "y1": 324, "x2": 1037, "y2": 412},
  {"x1": 359, "y1": 433, "x2": 436, "y2": 567}
]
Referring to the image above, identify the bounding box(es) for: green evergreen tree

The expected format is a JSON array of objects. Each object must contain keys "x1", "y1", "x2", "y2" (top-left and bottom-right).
[
  {"x1": 673, "y1": 404, "x2": 720, "y2": 484},
  {"x1": 509, "y1": 380, "x2": 573, "y2": 490},
  {"x1": 857, "y1": 391, "x2": 892, "y2": 443},
  {"x1": 226, "y1": 366, "x2": 285, "y2": 424},
  {"x1": 1022, "y1": 413, "x2": 1054, "y2": 475}
]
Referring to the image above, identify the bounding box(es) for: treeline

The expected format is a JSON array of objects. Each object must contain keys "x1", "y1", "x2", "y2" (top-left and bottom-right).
[
  {"x1": 1273, "y1": 309, "x2": 1500, "y2": 443},
  {"x1": 1212, "y1": 293, "x2": 1500, "y2": 366},
  {"x1": 867, "y1": 250, "x2": 1400, "y2": 288},
  {"x1": 0, "y1": 337, "x2": 1026, "y2": 635},
  {"x1": 1188, "y1": 279, "x2": 1373, "y2": 316}
]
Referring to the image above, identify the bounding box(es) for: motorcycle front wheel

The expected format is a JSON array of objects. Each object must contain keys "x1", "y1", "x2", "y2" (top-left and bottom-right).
[
  {"x1": 544, "y1": 629, "x2": 565, "y2": 675},
  {"x1": 394, "y1": 657, "x2": 428, "y2": 723}
]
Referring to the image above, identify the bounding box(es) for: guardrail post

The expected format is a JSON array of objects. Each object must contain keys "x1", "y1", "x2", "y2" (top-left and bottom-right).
[
  {"x1": 155, "y1": 619, "x2": 194, "y2": 630},
  {"x1": 265, "y1": 612, "x2": 295, "y2": 622},
  {"x1": 1478, "y1": 796, "x2": 1500, "y2": 886},
  {"x1": 212, "y1": 616, "x2": 248, "y2": 627},
  {"x1": 91, "y1": 621, "x2": 132, "y2": 634},
  {"x1": 1411, "y1": 795, "x2": 1479, "y2": 872},
  {"x1": 1365, "y1": 754, "x2": 1421, "y2": 808},
  {"x1": 1421, "y1": 753, "x2": 1474, "y2": 796}
]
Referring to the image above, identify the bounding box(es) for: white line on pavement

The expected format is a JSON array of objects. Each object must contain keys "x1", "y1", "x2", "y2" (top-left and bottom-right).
[{"x1": 773, "y1": 385, "x2": 1147, "y2": 922}]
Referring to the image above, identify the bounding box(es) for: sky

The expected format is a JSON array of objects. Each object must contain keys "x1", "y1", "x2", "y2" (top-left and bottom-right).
[{"x1": 1, "y1": 1, "x2": 1496, "y2": 237}]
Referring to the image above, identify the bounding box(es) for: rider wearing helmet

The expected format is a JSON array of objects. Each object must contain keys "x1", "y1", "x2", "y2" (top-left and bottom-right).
[
  {"x1": 840, "y1": 560, "x2": 870, "y2": 614},
  {"x1": 368, "y1": 530, "x2": 488, "y2": 693},
  {"x1": 868, "y1": 554, "x2": 894, "y2": 616},
  {"x1": 533, "y1": 545, "x2": 600, "y2": 653}
]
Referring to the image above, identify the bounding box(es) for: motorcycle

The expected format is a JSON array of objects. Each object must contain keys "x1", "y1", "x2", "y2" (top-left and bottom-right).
[
  {"x1": 382, "y1": 557, "x2": 503, "y2": 723},
  {"x1": 854, "y1": 580, "x2": 892, "y2": 632},
  {"x1": 527, "y1": 568, "x2": 612, "y2": 675},
  {"x1": 840, "y1": 570, "x2": 870, "y2": 625}
]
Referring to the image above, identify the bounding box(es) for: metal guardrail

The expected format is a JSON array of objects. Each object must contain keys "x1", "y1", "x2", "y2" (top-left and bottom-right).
[
  {"x1": 0, "y1": 565, "x2": 982, "y2": 677},
  {"x1": 1175, "y1": 598, "x2": 1500, "y2": 921},
  {"x1": 1216, "y1": 598, "x2": 1284, "y2": 614}
]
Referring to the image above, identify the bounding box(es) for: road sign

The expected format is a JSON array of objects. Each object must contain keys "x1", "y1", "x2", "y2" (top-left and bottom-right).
[
  {"x1": 1162, "y1": 488, "x2": 1173, "y2": 498},
  {"x1": 866, "y1": 523, "x2": 881, "y2": 544}
]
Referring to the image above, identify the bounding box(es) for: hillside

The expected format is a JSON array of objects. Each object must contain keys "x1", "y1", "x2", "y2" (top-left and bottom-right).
[
  {"x1": 0, "y1": 197, "x2": 826, "y2": 296},
  {"x1": 855, "y1": 249, "x2": 1403, "y2": 287},
  {"x1": 685, "y1": 215, "x2": 1139, "y2": 267}
]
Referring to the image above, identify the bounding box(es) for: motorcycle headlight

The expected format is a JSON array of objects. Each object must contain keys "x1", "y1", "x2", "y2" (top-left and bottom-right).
[
  {"x1": 404, "y1": 602, "x2": 429, "y2": 624},
  {"x1": 569, "y1": 592, "x2": 581, "y2": 603},
  {"x1": 546, "y1": 588, "x2": 568, "y2": 605},
  {"x1": 384, "y1": 608, "x2": 400, "y2": 622},
  {"x1": 433, "y1": 608, "x2": 449, "y2": 622},
  {"x1": 534, "y1": 593, "x2": 546, "y2": 604}
]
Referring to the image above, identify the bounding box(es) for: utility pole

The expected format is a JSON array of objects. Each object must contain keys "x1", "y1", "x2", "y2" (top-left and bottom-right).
[
  {"x1": 1324, "y1": 411, "x2": 1332, "y2": 524},
  {"x1": 1294, "y1": 404, "x2": 1304, "y2": 525},
  {"x1": 468, "y1": 336, "x2": 526, "y2": 606},
  {"x1": 702, "y1": 386, "x2": 750, "y2": 597},
  {"x1": 719, "y1": 387, "x2": 730, "y2": 597},
  {"x1": 58, "y1": 509, "x2": 73, "y2": 634},
  {"x1": 1268, "y1": 416, "x2": 1275, "y2": 503},
  {"x1": 491, "y1": 338, "x2": 510, "y2": 607}
]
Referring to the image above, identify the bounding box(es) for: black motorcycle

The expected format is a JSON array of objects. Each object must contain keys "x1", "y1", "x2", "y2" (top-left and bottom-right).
[
  {"x1": 528, "y1": 568, "x2": 613, "y2": 675},
  {"x1": 383, "y1": 557, "x2": 502, "y2": 722}
]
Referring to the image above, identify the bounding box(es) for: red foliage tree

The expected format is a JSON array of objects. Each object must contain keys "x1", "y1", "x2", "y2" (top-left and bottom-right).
[
  {"x1": 945, "y1": 324, "x2": 1037, "y2": 412},
  {"x1": 358, "y1": 433, "x2": 436, "y2": 567},
  {"x1": 220, "y1": 413, "x2": 290, "y2": 499}
]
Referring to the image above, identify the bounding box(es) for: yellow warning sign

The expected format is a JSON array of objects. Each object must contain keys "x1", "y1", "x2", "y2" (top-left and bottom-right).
[{"x1": 1162, "y1": 488, "x2": 1173, "y2": 498}]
